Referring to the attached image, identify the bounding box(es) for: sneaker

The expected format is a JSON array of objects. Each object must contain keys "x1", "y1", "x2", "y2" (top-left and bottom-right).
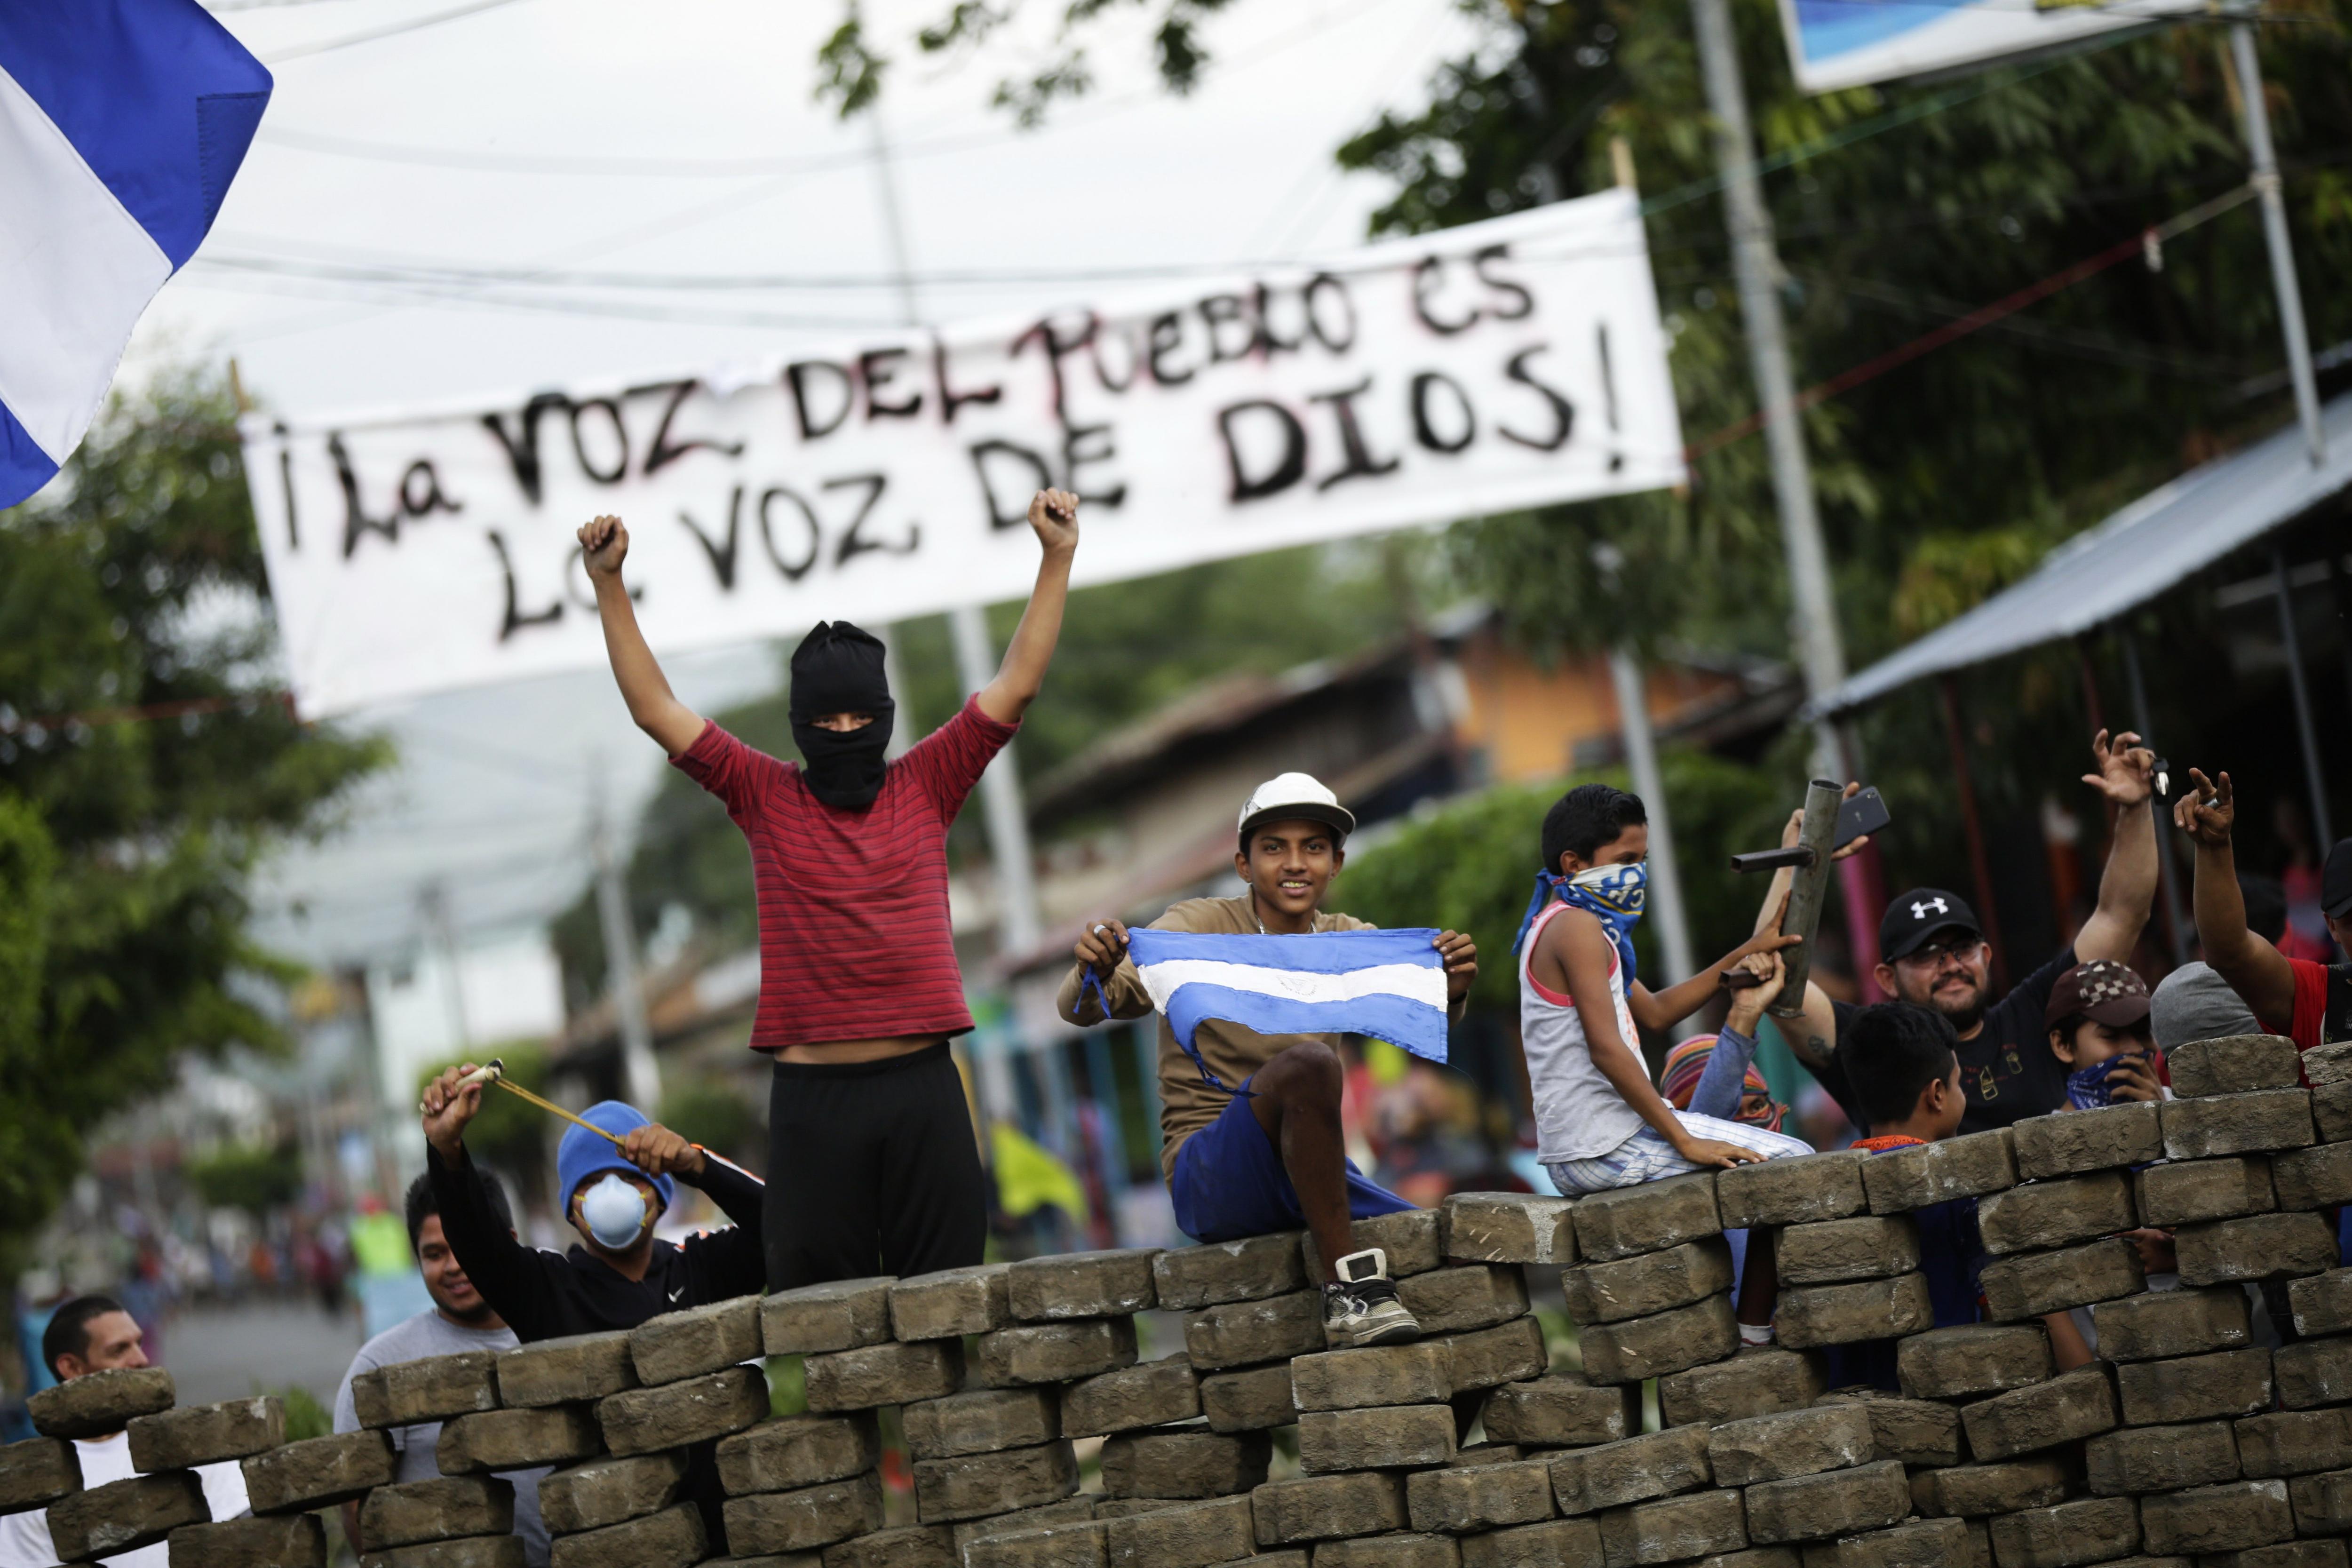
[{"x1": 1322, "y1": 1247, "x2": 1421, "y2": 1348}]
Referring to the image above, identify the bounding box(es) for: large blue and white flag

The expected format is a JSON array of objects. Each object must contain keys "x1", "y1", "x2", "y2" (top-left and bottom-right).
[
  {"x1": 1125, "y1": 928, "x2": 1452, "y2": 1086},
  {"x1": 0, "y1": 1, "x2": 271, "y2": 509}
]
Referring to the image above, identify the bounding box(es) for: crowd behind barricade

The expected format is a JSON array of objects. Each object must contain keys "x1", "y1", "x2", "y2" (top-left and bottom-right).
[{"x1": 2, "y1": 487, "x2": 2347, "y2": 1564}]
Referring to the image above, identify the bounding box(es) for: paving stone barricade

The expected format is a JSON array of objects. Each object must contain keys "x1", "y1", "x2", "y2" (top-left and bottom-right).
[{"x1": 17, "y1": 1049, "x2": 2352, "y2": 1566}]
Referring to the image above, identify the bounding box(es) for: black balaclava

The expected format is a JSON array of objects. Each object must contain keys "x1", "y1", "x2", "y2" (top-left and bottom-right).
[{"x1": 789, "y1": 621, "x2": 896, "y2": 810}]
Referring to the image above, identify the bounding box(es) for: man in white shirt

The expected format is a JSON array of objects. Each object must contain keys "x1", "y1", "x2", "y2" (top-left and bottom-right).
[
  {"x1": 0, "y1": 1296, "x2": 249, "y2": 1568},
  {"x1": 331, "y1": 1172, "x2": 547, "y2": 1566}
]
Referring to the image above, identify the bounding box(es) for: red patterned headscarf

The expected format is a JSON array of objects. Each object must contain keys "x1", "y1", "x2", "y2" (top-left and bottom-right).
[{"x1": 1659, "y1": 1035, "x2": 1786, "y2": 1132}]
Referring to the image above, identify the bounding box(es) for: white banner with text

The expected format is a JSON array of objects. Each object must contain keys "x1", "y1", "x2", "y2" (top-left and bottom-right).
[{"x1": 241, "y1": 189, "x2": 1685, "y2": 717}]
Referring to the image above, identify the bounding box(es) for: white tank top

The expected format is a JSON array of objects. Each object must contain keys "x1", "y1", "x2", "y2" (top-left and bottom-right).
[{"x1": 1519, "y1": 899, "x2": 1648, "y2": 1162}]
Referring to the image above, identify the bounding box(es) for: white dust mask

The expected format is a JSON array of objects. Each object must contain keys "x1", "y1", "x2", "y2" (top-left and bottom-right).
[{"x1": 579, "y1": 1173, "x2": 649, "y2": 1249}]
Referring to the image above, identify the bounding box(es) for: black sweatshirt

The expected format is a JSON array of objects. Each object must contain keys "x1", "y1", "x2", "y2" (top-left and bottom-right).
[{"x1": 427, "y1": 1141, "x2": 767, "y2": 1343}]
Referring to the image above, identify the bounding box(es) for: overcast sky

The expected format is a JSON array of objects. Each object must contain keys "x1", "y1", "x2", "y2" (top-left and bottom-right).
[{"x1": 165, "y1": 0, "x2": 1481, "y2": 967}]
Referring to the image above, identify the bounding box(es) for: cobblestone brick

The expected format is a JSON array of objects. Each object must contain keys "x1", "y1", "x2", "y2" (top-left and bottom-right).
[
  {"x1": 1774, "y1": 1275, "x2": 1932, "y2": 1348},
  {"x1": 2160, "y1": 1090, "x2": 2314, "y2": 1160},
  {"x1": 1292, "y1": 1343, "x2": 1453, "y2": 1411},
  {"x1": 1298, "y1": 1405, "x2": 1456, "y2": 1472},
  {"x1": 2010, "y1": 1101, "x2": 2163, "y2": 1180},
  {"x1": 1009, "y1": 1250, "x2": 1160, "y2": 1321},
  {"x1": 1775, "y1": 1218, "x2": 1918, "y2": 1286},
  {"x1": 1742, "y1": 1459, "x2": 1909, "y2": 1544},
  {"x1": 801, "y1": 1339, "x2": 961, "y2": 1412},
  {"x1": 715, "y1": 1411, "x2": 881, "y2": 1491},
  {"x1": 1250, "y1": 1472, "x2": 1407, "y2": 1544},
  {"x1": 1098, "y1": 1429, "x2": 1270, "y2": 1498},
  {"x1": 2085, "y1": 1418, "x2": 2241, "y2": 1495},
  {"x1": 1907, "y1": 1457, "x2": 2072, "y2": 1518},
  {"x1": 1978, "y1": 1172, "x2": 2136, "y2": 1254},
  {"x1": 1398, "y1": 1265, "x2": 1528, "y2": 1335},
  {"x1": 2176, "y1": 1212, "x2": 2339, "y2": 1284},
  {"x1": 29, "y1": 1367, "x2": 176, "y2": 1440},
  {"x1": 1978, "y1": 1237, "x2": 2143, "y2": 1319},
  {"x1": 1958, "y1": 1367, "x2": 2117, "y2": 1461},
  {"x1": 1406, "y1": 1458, "x2": 1555, "y2": 1534},
  {"x1": 1481, "y1": 1375, "x2": 1637, "y2": 1447},
  {"x1": 2089, "y1": 1284, "x2": 2251, "y2": 1361},
  {"x1": 2136, "y1": 1157, "x2": 2276, "y2": 1227},
  {"x1": 977, "y1": 1318, "x2": 1139, "y2": 1387},
  {"x1": 1059, "y1": 1354, "x2": 1199, "y2": 1438},
  {"x1": 1597, "y1": 1488, "x2": 1747, "y2": 1565},
  {"x1": 1302, "y1": 1209, "x2": 1446, "y2": 1281},
  {"x1": 721, "y1": 1471, "x2": 885, "y2": 1553},
  {"x1": 1657, "y1": 1350, "x2": 1824, "y2": 1428},
  {"x1": 1549, "y1": 1425, "x2": 1711, "y2": 1516},
  {"x1": 539, "y1": 1450, "x2": 686, "y2": 1534},
  {"x1": 760, "y1": 1279, "x2": 894, "y2": 1357},
  {"x1": 1569, "y1": 1174, "x2": 1720, "y2": 1263},
  {"x1": 596, "y1": 1365, "x2": 767, "y2": 1454},
  {"x1": 1152, "y1": 1236, "x2": 1305, "y2": 1311},
  {"x1": 495, "y1": 1332, "x2": 636, "y2": 1408},
  {"x1": 2139, "y1": 1479, "x2": 2291, "y2": 1555},
  {"x1": 1706, "y1": 1406, "x2": 1872, "y2": 1486},
  {"x1": 1443, "y1": 1195, "x2": 1577, "y2": 1266},
  {"x1": 2115, "y1": 1348, "x2": 2272, "y2": 1425},
  {"x1": 1184, "y1": 1291, "x2": 1321, "y2": 1372},
  {"x1": 127, "y1": 1397, "x2": 282, "y2": 1471},
  {"x1": 1560, "y1": 1240, "x2": 1733, "y2": 1325},
  {"x1": 913, "y1": 1441, "x2": 1079, "y2": 1524},
  {"x1": 1200, "y1": 1362, "x2": 1295, "y2": 1432},
  {"x1": 1860, "y1": 1129, "x2": 2015, "y2": 1213},
  {"x1": 1576, "y1": 1294, "x2": 1737, "y2": 1385},
  {"x1": 889, "y1": 1264, "x2": 1012, "y2": 1340},
  {"x1": 1894, "y1": 1322, "x2": 2051, "y2": 1399},
  {"x1": 436, "y1": 1406, "x2": 601, "y2": 1473}
]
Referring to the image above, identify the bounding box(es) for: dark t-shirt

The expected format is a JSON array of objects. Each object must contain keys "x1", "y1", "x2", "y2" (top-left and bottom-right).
[{"x1": 1822, "y1": 946, "x2": 2078, "y2": 1137}]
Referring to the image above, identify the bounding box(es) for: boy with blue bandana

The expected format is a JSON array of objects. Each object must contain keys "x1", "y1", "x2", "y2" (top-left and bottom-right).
[{"x1": 1516, "y1": 784, "x2": 1811, "y2": 1195}]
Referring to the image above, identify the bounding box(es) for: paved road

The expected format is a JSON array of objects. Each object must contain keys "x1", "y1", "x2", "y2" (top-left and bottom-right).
[{"x1": 159, "y1": 1298, "x2": 368, "y2": 1411}]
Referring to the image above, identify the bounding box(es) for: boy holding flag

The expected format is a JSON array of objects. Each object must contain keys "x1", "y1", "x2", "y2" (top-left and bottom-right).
[{"x1": 1061, "y1": 772, "x2": 1476, "y2": 1348}]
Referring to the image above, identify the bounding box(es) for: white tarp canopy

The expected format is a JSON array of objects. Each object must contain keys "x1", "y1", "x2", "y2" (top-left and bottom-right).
[
  {"x1": 239, "y1": 190, "x2": 1686, "y2": 718},
  {"x1": 1810, "y1": 394, "x2": 2352, "y2": 718}
]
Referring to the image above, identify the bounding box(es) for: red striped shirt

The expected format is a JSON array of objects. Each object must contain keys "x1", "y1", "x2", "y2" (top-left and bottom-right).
[{"x1": 674, "y1": 697, "x2": 1016, "y2": 1049}]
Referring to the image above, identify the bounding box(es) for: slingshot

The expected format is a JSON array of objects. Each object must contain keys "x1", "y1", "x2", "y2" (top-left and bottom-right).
[{"x1": 422, "y1": 1058, "x2": 626, "y2": 1147}]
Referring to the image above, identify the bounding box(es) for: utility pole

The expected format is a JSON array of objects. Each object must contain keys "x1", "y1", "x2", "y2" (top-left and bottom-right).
[
  {"x1": 1687, "y1": 0, "x2": 1849, "y2": 780},
  {"x1": 590, "y1": 773, "x2": 662, "y2": 1110},
  {"x1": 1592, "y1": 540, "x2": 1698, "y2": 1019},
  {"x1": 420, "y1": 881, "x2": 472, "y2": 1056},
  {"x1": 2227, "y1": 16, "x2": 2325, "y2": 469},
  {"x1": 866, "y1": 110, "x2": 1035, "y2": 1129}
]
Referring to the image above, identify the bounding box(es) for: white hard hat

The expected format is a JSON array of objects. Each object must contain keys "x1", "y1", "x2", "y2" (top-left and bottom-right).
[{"x1": 1237, "y1": 772, "x2": 1356, "y2": 843}]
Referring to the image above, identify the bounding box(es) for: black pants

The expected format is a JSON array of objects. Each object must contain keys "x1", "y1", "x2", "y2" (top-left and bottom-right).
[{"x1": 764, "y1": 1042, "x2": 988, "y2": 1291}]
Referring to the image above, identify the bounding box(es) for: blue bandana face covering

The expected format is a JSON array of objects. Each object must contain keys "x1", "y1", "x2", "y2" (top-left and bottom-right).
[
  {"x1": 2065, "y1": 1052, "x2": 2147, "y2": 1110},
  {"x1": 1513, "y1": 862, "x2": 1648, "y2": 987}
]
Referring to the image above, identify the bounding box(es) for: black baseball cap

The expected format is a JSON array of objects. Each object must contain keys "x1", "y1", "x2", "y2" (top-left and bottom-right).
[
  {"x1": 1880, "y1": 888, "x2": 1985, "y2": 963},
  {"x1": 2324, "y1": 838, "x2": 2352, "y2": 922}
]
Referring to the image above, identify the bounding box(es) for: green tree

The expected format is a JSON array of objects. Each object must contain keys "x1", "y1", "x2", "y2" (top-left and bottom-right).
[
  {"x1": 0, "y1": 371, "x2": 387, "y2": 1273},
  {"x1": 187, "y1": 1141, "x2": 304, "y2": 1215}
]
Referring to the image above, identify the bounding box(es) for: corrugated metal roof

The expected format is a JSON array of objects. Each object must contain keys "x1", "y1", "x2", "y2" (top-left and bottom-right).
[{"x1": 1809, "y1": 396, "x2": 2352, "y2": 717}]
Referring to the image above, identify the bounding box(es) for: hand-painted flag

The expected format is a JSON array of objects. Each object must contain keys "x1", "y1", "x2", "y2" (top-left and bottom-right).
[
  {"x1": 0, "y1": 1, "x2": 271, "y2": 509},
  {"x1": 1125, "y1": 927, "x2": 1451, "y2": 1086}
]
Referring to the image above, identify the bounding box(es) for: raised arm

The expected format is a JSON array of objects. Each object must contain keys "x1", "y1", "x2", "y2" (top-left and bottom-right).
[
  {"x1": 2177, "y1": 769, "x2": 2299, "y2": 1025},
  {"x1": 1628, "y1": 926, "x2": 1800, "y2": 1034},
  {"x1": 2074, "y1": 729, "x2": 2159, "y2": 964},
  {"x1": 579, "y1": 515, "x2": 706, "y2": 757},
  {"x1": 421, "y1": 1065, "x2": 562, "y2": 1337},
  {"x1": 977, "y1": 490, "x2": 1079, "y2": 725},
  {"x1": 1543, "y1": 910, "x2": 1769, "y2": 1167}
]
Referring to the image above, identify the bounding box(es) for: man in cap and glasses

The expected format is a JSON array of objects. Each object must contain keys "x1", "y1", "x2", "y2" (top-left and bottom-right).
[
  {"x1": 1059, "y1": 772, "x2": 1477, "y2": 1348},
  {"x1": 577, "y1": 490, "x2": 1080, "y2": 1292},
  {"x1": 1777, "y1": 730, "x2": 2160, "y2": 1135}
]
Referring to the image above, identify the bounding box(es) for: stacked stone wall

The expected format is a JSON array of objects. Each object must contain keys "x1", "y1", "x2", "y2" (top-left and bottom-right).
[{"x1": 14, "y1": 1034, "x2": 2352, "y2": 1565}]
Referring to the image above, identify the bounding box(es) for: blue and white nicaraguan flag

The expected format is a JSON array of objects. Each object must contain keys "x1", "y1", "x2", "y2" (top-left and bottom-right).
[
  {"x1": 1125, "y1": 928, "x2": 1451, "y2": 1087},
  {"x1": 0, "y1": 1, "x2": 272, "y2": 509}
]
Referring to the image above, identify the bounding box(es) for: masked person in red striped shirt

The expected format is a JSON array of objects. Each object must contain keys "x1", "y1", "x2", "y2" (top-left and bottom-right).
[{"x1": 578, "y1": 490, "x2": 1080, "y2": 1292}]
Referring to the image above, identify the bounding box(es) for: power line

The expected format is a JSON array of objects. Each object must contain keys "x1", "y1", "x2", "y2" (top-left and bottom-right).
[
  {"x1": 260, "y1": 0, "x2": 531, "y2": 63},
  {"x1": 1686, "y1": 183, "x2": 2262, "y2": 460}
]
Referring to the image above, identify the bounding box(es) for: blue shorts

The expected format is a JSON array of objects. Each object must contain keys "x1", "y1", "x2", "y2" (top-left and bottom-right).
[{"x1": 1168, "y1": 1076, "x2": 1413, "y2": 1244}]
